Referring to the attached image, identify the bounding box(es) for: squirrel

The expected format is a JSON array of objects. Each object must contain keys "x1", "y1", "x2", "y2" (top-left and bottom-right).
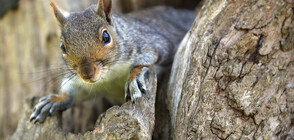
[{"x1": 30, "y1": 0, "x2": 195, "y2": 123}]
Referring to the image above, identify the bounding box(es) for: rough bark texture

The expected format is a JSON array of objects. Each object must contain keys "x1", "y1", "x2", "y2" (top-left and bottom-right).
[{"x1": 168, "y1": 0, "x2": 294, "y2": 139}]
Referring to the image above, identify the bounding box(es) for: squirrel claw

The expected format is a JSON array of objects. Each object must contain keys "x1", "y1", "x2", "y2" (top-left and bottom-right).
[
  {"x1": 30, "y1": 94, "x2": 72, "y2": 123},
  {"x1": 125, "y1": 82, "x2": 131, "y2": 102},
  {"x1": 30, "y1": 115, "x2": 36, "y2": 122},
  {"x1": 125, "y1": 67, "x2": 148, "y2": 103}
]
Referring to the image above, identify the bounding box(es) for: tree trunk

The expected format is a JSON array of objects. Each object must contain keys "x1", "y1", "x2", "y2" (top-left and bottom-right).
[{"x1": 168, "y1": 0, "x2": 294, "y2": 139}]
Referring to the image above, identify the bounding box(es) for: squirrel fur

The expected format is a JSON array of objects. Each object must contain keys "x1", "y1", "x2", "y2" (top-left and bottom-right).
[{"x1": 30, "y1": 0, "x2": 195, "y2": 123}]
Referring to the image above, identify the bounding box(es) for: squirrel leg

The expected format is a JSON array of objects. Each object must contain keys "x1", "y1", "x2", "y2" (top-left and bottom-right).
[
  {"x1": 30, "y1": 91, "x2": 73, "y2": 123},
  {"x1": 125, "y1": 48, "x2": 160, "y2": 103},
  {"x1": 125, "y1": 66, "x2": 149, "y2": 103}
]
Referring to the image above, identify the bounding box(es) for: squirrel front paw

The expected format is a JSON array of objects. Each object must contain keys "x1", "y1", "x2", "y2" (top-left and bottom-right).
[
  {"x1": 30, "y1": 92, "x2": 72, "y2": 123},
  {"x1": 125, "y1": 67, "x2": 149, "y2": 103}
]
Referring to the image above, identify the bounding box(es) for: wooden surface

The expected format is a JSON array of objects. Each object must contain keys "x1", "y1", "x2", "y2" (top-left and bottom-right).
[{"x1": 168, "y1": 0, "x2": 294, "y2": 139}]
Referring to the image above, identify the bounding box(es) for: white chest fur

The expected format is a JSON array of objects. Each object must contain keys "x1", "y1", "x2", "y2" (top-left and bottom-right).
[{"x1": 61, "y1": 62, "x2": 131, "y2": 105}]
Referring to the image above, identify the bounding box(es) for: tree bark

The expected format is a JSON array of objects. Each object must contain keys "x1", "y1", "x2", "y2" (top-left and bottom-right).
[{"x1": 168, "y1": 0, "x2": 294, "y2": 139}]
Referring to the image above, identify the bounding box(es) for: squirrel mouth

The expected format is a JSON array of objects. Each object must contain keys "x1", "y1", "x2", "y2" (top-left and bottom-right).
[
  {"x1": 77, "y1": 68, "x2": 100, "y2": 83},
  {"x1": 79, "y1": 77, "x2": 98, "y2": 83},
  {"x1": 77, "y1": 62, "x2": 101, "y2": 83},
  {"x1": 88, "y1": 79, "x2": 97, "y2": 83}
]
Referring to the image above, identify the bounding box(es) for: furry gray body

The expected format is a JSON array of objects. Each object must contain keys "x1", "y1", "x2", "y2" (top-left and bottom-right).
[
  {"x1": 30, "y1": 3, "x2": 195, "y2": 123},
  {"x1": 113, "y1": 6, "x2": 195, "y2": 65},
  {"x1": 63, "y1": 6, "x2": 195, "y2": 104},
  {"x1": 67, "y1": 6, "x2": 194, "y2": 104}
]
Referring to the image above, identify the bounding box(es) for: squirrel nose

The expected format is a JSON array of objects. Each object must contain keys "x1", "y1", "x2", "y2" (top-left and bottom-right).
[{"x1": 80, "y1": 64, "x2": 96, "y2": 80}]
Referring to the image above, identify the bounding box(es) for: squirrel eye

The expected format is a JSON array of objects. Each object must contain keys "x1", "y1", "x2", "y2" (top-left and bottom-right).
[
  {"x1": 60, "y1": 42, "x2": 66, "y2": 54},
  {"x1": 102, "y1": 31, "x2": 111, "y2": 45}
]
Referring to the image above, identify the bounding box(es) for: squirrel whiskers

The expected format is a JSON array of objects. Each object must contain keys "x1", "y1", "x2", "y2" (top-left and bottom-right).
[{"x1": 30, "y1": 0, "x2": 195, "y2": 123}]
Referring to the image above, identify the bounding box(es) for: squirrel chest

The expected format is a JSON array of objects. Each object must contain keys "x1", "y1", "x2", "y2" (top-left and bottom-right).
[
  {"x1": 62, "y1": 62, "x2": 131, "y2": 104},
  {"x1": 30, "y1": 0, "x2": 195, "y2": 123},
  {"x1": 59, "y1": 6, "x2": 194, "y2": 104}
]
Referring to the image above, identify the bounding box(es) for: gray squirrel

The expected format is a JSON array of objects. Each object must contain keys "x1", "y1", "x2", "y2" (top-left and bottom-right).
[{"x1": 30, "y1": 0, "x2": 195, "y2": 123}]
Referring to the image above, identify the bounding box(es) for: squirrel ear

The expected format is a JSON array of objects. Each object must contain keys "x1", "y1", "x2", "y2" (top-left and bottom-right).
[
  {"x1": 50, "y1": 0, "x2": 67, "y2": 24},
  {"x1": 97, "y1": 0, "x2": 112, "y2": 24}
]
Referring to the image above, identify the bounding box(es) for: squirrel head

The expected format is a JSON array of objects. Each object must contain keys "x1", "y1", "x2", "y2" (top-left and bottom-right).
[{"x1": 50, "y1": 0, "x2": 119, "y2": 83}]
